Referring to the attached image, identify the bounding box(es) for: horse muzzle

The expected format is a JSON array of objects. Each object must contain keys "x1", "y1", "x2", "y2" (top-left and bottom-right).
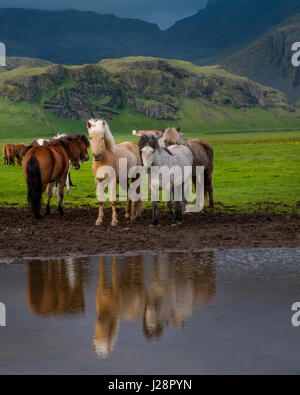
[
  {"x1": 74, "y1": 163, "x2": 81, "y2": 170},
  {"x1": 93, "y1": 154, "x2": 101, "y2": 161}
]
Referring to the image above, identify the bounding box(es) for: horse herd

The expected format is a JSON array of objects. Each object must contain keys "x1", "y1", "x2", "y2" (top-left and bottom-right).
[{"x1": 2, "y1": 120, "x2": 214, "y2": 226}]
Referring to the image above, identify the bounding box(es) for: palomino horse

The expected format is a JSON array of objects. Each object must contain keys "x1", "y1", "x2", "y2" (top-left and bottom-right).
[
  {"x1": 87, "y1": 119, "x2": 143, "y2": 227},
  {"x1": 138, "y1": 134, "x2": 193, "y2": 226},
  {"x1": 162, "y1": 128, "x2": 214, "y2": 208},
  {"x1": 23, "y1": 134, "x2": 89, "y2": 219}
]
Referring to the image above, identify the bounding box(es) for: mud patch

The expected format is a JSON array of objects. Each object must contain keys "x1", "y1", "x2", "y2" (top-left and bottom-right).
[{"x1": 0, "y1": 206, "x2": 299, "y2": 259}]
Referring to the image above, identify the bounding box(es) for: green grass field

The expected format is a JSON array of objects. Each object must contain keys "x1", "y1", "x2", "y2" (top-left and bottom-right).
[{"x1": 1, "y1": 129, "x2": 299, "y2": 214}]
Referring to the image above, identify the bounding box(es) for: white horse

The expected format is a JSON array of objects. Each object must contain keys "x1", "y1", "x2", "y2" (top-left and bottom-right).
[{"x1": 138, "y1": 134, "x2": 193, "y2": 226}]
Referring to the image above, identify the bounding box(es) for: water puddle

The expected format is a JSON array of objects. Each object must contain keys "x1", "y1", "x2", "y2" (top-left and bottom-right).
[{"x1": 0, "y1": 249, "x2": 299, "y2": 374}]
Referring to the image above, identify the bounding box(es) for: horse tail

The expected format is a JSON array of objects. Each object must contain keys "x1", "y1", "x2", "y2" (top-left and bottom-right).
[
  {"x1": 26, "y1": 156, "x2": 42, "y2": 219},
  {"x1": 3, "y1": 145, "x2": 7, "y2": 165}
]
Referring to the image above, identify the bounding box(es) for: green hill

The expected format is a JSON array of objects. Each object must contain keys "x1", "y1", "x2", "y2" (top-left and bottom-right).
[{"x1": 0, "y1": 56, "x2": 300, "y2": 139}]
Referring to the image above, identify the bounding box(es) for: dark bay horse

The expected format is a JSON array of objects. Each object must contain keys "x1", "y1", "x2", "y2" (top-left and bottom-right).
[{"x1": 23, "y1": 134, "x2": 89, "y2": 219}]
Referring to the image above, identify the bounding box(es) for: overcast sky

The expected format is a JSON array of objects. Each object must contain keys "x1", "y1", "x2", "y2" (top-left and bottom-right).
[{"x1": 0, "y1": 0, "x2": 209, "y2": 29}]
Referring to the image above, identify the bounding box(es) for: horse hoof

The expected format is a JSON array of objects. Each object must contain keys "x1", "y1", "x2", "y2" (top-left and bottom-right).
[
  {"x1": 150, "y1": 223, "x2": 157, "y2": 228},
  {"x1": 125, "y1": 213, "x2": 130, "y2": 219},
  {"x1": 171, "y1": 223, "x2": 177, "y2": 227},
  {"x1": 95, "y1": 220, "x2": 103, "y2": 226},
  {"x1": 111, "y1": 220, "x2": 118, "y2": 227}
]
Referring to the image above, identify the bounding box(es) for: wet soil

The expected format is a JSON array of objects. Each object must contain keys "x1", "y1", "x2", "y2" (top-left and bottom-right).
[{"x1": 0, "y1": 204, "x2": 299, "y2": 260}]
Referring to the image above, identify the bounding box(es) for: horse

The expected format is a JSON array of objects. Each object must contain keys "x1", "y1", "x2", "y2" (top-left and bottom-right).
[
  {"x1": 23, "y1": 134, "x2": 89, "y2": 219},
  {"x1": 3, "y1": 144, "x2": 16, "y2": 166},
  {"x1": 28, "y1": 135, "x2": 75, "y2": 196},
  {"x1": 87, "y1": 119, "x2": 143, "y2": 227},
  {"x1": 15, "y1": 144, "x2": 26, "y2": 166},
  {"x1": 162, "y1": 127, "x2": 214, "y2": 208},
  {"x1": 138, "y1": 134, "x2": 193, "y2": 226}
]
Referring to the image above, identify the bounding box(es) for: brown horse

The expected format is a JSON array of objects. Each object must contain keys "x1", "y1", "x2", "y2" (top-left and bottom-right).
[
  {"x1": 15, "y1": 144, "x2": 26, "y2": 166},
  {"x1": 162, "y1": 128, "x2": 214, "y2": 208},
  {"x1": 23, "y1": 134, "x2": 89, "y2": 219},
  {"x1": 3, "y1": 144, "x2": 16, "y2": 166}
]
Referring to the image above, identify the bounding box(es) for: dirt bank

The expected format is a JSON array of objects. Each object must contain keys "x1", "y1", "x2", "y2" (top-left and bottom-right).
[{"x1": 0, "y1": 205, "x2": 299, "y2": 260}]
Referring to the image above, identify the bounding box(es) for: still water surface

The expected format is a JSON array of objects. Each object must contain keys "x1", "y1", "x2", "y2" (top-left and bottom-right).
[{"x1": 0, "y1": 249, "x2": 300, "y2": 374}]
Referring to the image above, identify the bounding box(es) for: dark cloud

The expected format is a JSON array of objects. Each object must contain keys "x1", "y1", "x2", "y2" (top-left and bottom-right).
[{"x1": 0, "y1": 0, "x2": 209, "y2": 29}]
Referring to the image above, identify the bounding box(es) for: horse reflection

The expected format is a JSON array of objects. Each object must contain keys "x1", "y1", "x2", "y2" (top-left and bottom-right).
[
  {"x1": 27, "y1": 258, "x2": 88, "y2": 317},
  {"x1": 143, "y1": 252, "x2": 216, "y2": 340},
  {"x1": 94, "y1": 252, "x2": 216, "y2": 357},
  {"x1": 94, "y1": 256, "x2": 146, "y2": 358}
]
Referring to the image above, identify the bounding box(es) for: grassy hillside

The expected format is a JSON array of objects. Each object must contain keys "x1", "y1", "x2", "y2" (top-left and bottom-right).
[{"x1": 0, "y1": 57, "x2": 300, "y2": 139}]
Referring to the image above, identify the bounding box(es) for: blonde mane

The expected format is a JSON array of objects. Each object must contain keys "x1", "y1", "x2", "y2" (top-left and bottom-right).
[
  {"x1": 164, "y1": 128, "x2": 189, "y2": 147},
  {"x1": 87, "y1": 119, "x2": 116, "y2": 153}
]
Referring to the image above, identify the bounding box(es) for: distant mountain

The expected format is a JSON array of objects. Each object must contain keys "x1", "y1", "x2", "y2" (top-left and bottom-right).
[
  {"x1": 223, "y1": 14, "x2": 300, "y2": 103},
  {"x1": 1, "y1": 2, "x2": 300, "y2": 64},
  {"x1": 0, "y1": 8, "x2": 167, "y2": 64},
  {"x1": 0, "y1": 57, "x2": 299, "y2": 139},
  {"x1": 167, "y1": 0, "x2": 300, "y2": 62}
]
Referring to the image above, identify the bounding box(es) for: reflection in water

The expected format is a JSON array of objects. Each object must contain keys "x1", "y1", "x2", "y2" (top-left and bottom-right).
[
  {"x1": 27, "y1": 258, "x2": 89, "y2": 316},
  {"x1": 94, "y1": 252, "x2": 216, "y2": 358},
  {"x1": 25, "y1": 252, "x2": 215, "y2": 358}
]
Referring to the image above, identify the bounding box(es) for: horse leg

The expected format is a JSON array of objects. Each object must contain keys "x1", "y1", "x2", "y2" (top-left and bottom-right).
[
  {"x1": 110, "y1": 201, "x2": 118, "y2": 227},
  {"x1": 175, "y1": 201, "x2": 183, "y2": 225},
  {"x1": 58, "y1": 180, "x2": 65, "y2": 216},
  {"x1": 125, "y1": 180, "x2": 131, "y2": 219},
  {"x1": 151, "y1": 202, "x2": 158, "y2": 227},
  {"x1": 205, "y1": 171, "x2": 214, "y2": 208},
  {"x1": 45, "y1": 183, "x2": 53, "y2": 215},
  {"x1": 167, "y1": 200, "x2": 176, "y2": 225},
  {"x1": 96, "y1": 202, "x2": 104, "y2": 226},
  {"x1": 66, "y1": 172, "x2": 71, "y2": 196}
]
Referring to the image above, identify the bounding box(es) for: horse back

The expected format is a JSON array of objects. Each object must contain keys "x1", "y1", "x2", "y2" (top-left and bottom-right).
[
  {"x1": 116, "y1": 142, "x2": 142, "y2": 166},
  {"x1": 23, "y1": 145, "x2": 67, "y2": 191},
  {"x1": 188, "y1": 139, "x2": 214, "y2": 170}
]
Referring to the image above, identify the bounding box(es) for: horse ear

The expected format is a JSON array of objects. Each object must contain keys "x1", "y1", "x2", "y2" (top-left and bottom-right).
[
  {"x1": 87, "y1": 121, "x2": 92, "y2": 130},
  {"x1": 176, "y1": 127, "x2": 181, "y2": 132},
  {"x1": 102, "y1": 121, "x2": 106, "y2": 127}
]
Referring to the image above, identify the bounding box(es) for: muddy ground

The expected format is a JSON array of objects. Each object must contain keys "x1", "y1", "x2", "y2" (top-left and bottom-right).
[{"x1": 0, "y1": 204, "x2": 299, "y2": 260}]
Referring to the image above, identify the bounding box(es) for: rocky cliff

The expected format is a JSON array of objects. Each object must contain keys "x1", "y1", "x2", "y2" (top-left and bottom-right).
[{"x1": 0, "y1": 57, "x2": 296, "y2": 123}]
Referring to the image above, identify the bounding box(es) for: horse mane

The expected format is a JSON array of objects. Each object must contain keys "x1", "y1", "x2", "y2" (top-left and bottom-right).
[
  {"x1": 164, "y1": 127, "x2": 189, "y2": 147},
  {"x1": 87, "y1": 119, "x2": 116, "y2": 153},
  {"x1": 138, "y1": 134, "x2": 160, "y2": 152}
]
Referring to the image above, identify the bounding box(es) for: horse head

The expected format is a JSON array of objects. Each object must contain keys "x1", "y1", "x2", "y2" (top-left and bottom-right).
[
  {"x1": 60, "y1": 134, "x2": 89, "y2": 170},
  {"x1": 138, "y1": 134, "x2": 160, "y2": 173},
  {"x1": 87, "y1": 119, "x2": 116, "y2": 162}
]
